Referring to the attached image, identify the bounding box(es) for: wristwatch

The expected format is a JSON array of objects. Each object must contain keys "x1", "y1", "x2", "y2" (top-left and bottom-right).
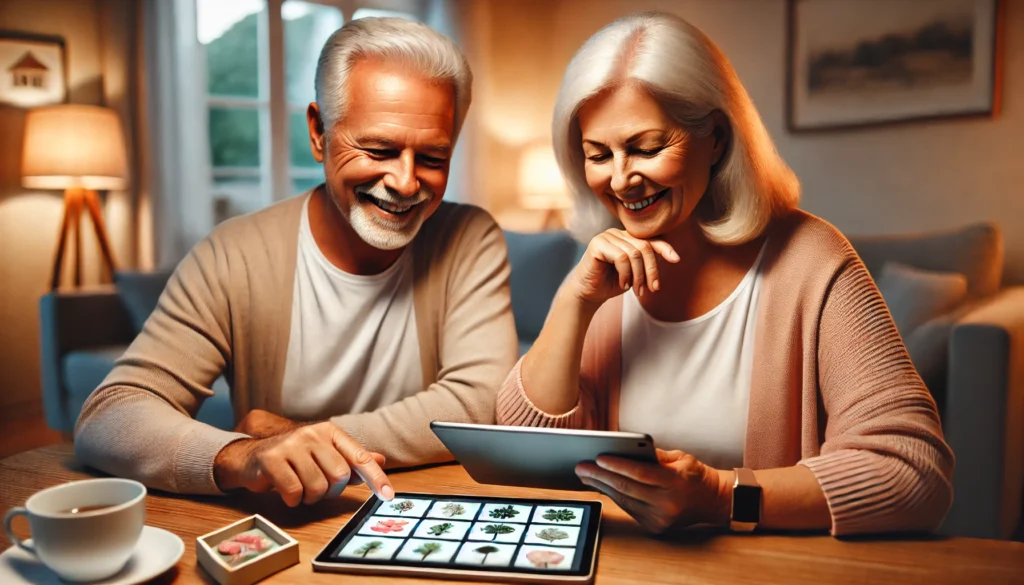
[{"x1": 729, "y1": 467, "x2": 762, "y2": 532}]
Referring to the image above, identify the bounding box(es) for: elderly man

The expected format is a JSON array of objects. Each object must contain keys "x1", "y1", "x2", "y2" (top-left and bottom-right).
[{"x1": 74, "y1": 18, "x2": 517, "y2": 507}]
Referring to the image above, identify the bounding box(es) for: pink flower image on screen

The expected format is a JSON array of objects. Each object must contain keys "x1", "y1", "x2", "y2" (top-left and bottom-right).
[
  {"x1": 526, "y1": 550, "x2": 565, "y2": 568},
  {"x1": 370, "y1": 519, "x2": 410, "y2": 534}
]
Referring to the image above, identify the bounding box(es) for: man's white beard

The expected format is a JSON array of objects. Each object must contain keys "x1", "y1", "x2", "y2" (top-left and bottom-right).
[{"x1": 335, "y1": 180, "x2": 433, "y2": 251}]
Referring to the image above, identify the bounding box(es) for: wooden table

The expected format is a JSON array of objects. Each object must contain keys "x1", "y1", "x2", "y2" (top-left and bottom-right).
[{"x1": 2, "y1": 445, "x2": 1023, "y2": 584}]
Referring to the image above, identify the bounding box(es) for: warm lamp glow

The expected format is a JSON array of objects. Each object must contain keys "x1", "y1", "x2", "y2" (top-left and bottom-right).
[
  {"x1": 517, "y1": 143, "x2": 572, "y2": 211},
  {"x1": 21, "y1": 105, "x2": 128, "y2": 191}
]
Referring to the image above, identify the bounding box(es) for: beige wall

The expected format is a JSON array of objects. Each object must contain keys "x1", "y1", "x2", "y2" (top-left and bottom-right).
[
  {"x1": 466, "y1": 0, "x2": 1024, "y2": 284},
  {"x1": 0, "y1": 0, "x2": 137, "y2": 408}
]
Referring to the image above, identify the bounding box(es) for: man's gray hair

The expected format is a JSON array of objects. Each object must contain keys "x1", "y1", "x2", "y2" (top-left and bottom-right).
[
  {"x1": 553, "y1": 12, "x2": 799, "y2": 245},
  {"x1": 315, "y1": 17, "x2": 472, "y2": 140}
]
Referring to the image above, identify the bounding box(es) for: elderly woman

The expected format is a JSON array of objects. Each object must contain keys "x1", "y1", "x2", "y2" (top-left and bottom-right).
[{"x1": 497, "y1": 12, "x2": 953, "y2": 537}]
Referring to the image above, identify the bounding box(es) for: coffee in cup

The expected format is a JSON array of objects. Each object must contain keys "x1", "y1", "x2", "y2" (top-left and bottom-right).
[{"x1": 3, "y1": 478, "x2": 146, "y2": 582}]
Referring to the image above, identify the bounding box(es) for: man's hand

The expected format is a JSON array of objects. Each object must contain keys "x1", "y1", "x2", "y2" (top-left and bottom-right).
[
  {"x1": 234, "y1": 409, "x2": 306, "y2": 439},
  {"x1": 214, "y1": 422, "x2": 392, "y2": 507}
]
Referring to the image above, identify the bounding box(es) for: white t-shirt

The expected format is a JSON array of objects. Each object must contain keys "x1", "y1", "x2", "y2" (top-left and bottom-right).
[
  {"x1": 617, "y1": 245, "x2": 765, "y2": 470},
  {"x1": 280, "y1": 197, "x2": 422, "y2": 420}
]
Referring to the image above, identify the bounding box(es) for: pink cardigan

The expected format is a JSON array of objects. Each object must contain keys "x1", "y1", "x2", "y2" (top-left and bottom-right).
[{"x1": 497, "y1": 210, "x2": 954, "y2": 536}]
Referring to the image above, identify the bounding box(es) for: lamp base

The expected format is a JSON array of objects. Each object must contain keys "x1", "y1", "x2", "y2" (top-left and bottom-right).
[{"x1": 51, "y1": 187, "x2": 118, "y2": 291}]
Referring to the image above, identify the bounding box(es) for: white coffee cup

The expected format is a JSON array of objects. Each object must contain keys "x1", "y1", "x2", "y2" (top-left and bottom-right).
[{"x1": 3, "y1": 478, "x2": 146, "y2": 582}]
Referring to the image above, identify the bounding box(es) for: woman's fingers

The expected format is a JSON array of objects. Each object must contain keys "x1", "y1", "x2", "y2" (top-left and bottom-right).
[
  {"x1": 648, "y1": 240, "x2": 680, "y2": 264},
  {"x1": 576, "y1": 463, "x2": 662, "y2": 503},
  {"x1": 590, "y1": 236, "x2": 637, "y2": 291},
  {"x1": 609, "y1": 232, "x2": 661, "y2": 292},
  {"x1": 578, "y1": 475, "x2": 665, "y2": 532},
  {"x1": 578, "y1": 474, "x2": 652, "y2": 512},
  {"x1": 595, "y1": 455, "x2": 677, "y2": 487},
  {"x1": 578, "y1": 472, "x2": 675, "y2": 535},
  {"x1": 603, "y1": 235, "x2": 648, "y2": 295}
]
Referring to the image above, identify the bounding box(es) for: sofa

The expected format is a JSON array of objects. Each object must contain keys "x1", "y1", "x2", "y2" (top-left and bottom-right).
[
  {"x1": 39, "y1": 224, "x2": 1024, "y2": 539},
  {"x1": 848, "y1": 223, "x2": 1024, "y2": 540},
  {"x1": 39, "y1": 274, "x2": 234, "y2": 435}
]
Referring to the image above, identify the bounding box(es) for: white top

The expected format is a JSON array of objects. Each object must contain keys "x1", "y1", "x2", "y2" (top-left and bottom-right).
[
  {"x1": 280, "y1": 197, "x2": 422, "y2": 420},
  {"x1": 617, "y1": 245, "x2": 765, "y2": 470}
]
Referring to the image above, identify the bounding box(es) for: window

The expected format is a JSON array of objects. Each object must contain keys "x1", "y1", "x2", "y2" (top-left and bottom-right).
[{"x1": 194, "y1": 0, "x2": 424, "y2": 223}]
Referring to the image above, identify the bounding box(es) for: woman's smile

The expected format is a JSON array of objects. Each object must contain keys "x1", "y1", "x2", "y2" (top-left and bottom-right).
[{"x1": 618, "y1": 188, "x2": 669, "y2": 214}]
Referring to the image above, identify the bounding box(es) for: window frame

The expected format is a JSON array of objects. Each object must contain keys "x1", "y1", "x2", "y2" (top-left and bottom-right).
[{"x1": 195, "y1": 0, "x2": 428, "y2": 219}]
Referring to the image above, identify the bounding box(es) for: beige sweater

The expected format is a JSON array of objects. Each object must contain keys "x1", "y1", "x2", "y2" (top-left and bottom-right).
[
  {"x1": 75, "y1": 192, "x2": 518, "y2": 495},
  {"x1": 498, "y1": 210, "x2": 954, "y2": 536}
]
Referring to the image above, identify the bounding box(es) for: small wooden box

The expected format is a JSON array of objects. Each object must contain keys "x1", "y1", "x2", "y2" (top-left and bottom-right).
[{"x1": 197, "y1": 515, "x2": 300, "y2": 585}]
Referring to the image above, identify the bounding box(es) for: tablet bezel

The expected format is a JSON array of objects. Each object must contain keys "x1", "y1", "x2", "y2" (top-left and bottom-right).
[
  {"x1": 430, "y1": 422, "x2": 657, "y2": 491},
  {"x1": 312, "y1": 492, "x2": 601, "y2": 583}
]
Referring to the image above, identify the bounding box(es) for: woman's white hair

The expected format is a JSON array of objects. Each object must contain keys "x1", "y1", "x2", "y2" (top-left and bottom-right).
[
  {"x1": 553, "y1": 12, "x2": 799, "y2": 244},
  {"x1": 315, "y1": 17, "x2": 472, "y2": 140}
]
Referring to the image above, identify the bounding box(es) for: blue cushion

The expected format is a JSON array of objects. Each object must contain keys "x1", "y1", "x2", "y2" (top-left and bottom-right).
[
  {"x1": 63, "y1": 346, "x2": 234, "y2": 431},
  {"x1": 63, "y1": 346, "x2": 126, "y2": 399},
  {"x1": 198, "y1": 378, "x2": 235, "y2": 431},
  {"x1": 504, "y1": 231, "x2": 582, "y2": 347},
  {"x1": 62, "y1": 345, "x2": 126, "y2": 431},
  {"x1": 114, "y1": 270, "x2": 174, "y2": 334}
]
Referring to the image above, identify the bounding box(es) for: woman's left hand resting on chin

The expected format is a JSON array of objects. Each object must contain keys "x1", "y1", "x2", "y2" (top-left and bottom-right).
[{"x1": 577, "y1": 449, "x2": 833, "y2": 534}]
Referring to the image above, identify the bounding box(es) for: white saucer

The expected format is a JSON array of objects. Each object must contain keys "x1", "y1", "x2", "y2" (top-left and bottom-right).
[{"x1": 0, "y1": 525, "x2": 184, "y2": 584}]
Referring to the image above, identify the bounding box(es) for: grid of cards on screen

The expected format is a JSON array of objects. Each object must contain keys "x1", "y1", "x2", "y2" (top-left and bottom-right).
[
  {"x1": 376, "y1": 498, "x2": 432, "y2": 517},
  {"x1": 479, "y1": 503, "x2": 534, "y2": 523},
  {"x1": 336, "y1": 535, "x2": 404, "y2": 560},
  {"x1": 426, "y1": 500, "x2": 481, "y2": 521},
  {"x1": 530, "y1": 506, "x2": 585, "y2": 525},
  {"x1": 335, "y1": 497, "x2": 587, "y2": 571}
]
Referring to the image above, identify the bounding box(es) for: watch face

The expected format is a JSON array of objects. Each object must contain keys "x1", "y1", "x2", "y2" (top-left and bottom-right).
[{"x1": 732, "y1": 485, "x2": 761, "y2": 523}]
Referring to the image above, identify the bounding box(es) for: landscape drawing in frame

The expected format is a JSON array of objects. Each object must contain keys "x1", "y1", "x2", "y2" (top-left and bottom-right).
[
  {"x1": 0, "y1": 31, "x2": 67, "y2": 108},
  {"x1": 787, "y1": 0, "x2": 1003, "y2": 131}
]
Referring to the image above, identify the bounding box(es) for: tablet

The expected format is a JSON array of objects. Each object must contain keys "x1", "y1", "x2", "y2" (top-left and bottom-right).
[
  {"x1": 312, "y1": 492, "x2": 601, "y2": 583},
  {"x1": 431, "y1": 422, "x2": 656, "y2": 491}
]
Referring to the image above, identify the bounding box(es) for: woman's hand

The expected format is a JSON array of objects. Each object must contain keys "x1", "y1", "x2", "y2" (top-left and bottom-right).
[
  {"x1": 576, "y1": 449, "x2": 729, "y2": 534},
  {"x1": 570, "y1": 229, "x2": 680, "y2": 307}
]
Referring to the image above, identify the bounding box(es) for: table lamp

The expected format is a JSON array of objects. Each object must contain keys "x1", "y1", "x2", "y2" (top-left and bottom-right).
[
  {"x1": 21, "y1": 104, "x2": 127, "y2": 290},
  {"x1": 517, "y1": 142, "x2": 572, "y2": 230}
]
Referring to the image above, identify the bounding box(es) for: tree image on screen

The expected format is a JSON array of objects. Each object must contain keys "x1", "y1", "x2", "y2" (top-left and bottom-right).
[
  {"x1": 536, "y1": 528, "x2": 569, "y2": 543},
  {"x1": 355, "y1": 541, "x2": 383, "y2": 558},
  {"x1": 390, "y1": 500, "x2": 415, "y2": 514},
  {"x1": 482, "y1": 524, "x2": 515, "y2": 541},
  {"x1": 414, "y1": 542, "x2": 442, "y2": 561},
  {"x1": 440, "y1": 503, "x2": 465, "y2": 517},
  {"x1": 428, "y1": 523, "x2": 454, "y2": 537},
  {"x1": 474, "y1": 545, "x2": 499, "y2": 564},
  {"x1": 489, "y1": 505, "x2": 519, "y2": 520},
  {"x1": 542, "y1": 508, "x2": 577, "y2": 522},
  {"x1": 526, "y1": 550, "x2": 565, "y2": 569}
]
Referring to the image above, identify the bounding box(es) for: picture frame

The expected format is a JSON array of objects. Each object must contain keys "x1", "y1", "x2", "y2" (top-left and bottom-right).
[
  {"x1": 0, "y1": 31, "x2": 68, "y2": 108},
  {"x1": 786, "y1": 0, "x2": 1004, "y2": 132},
  {"x1": 196, "y1": 515, "x2": 300, "y2": 585}
]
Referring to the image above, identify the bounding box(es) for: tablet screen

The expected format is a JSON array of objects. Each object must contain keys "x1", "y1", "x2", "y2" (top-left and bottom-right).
[{"x1": 314, "y1": 492, "x2": 601, "y2": 579}]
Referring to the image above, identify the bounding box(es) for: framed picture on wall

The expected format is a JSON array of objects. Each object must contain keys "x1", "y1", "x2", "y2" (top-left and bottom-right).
[
  {"x1": 786, "y1": 0, "x2": 1004, "y2": 132},
  {"x1": 0, "y1": 31, "x2": 67, "y2": 108}
]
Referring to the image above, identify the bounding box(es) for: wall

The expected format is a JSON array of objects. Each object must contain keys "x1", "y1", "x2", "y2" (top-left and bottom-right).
[
  {"x1": 466, "y1": 0, "x2": 1024, "y2": 284},
  {"x1": 0, "y1": 0, "x2": 139, "y2": 410}
]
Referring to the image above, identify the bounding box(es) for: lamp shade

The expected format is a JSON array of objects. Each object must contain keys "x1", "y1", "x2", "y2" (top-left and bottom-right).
[
  {"x1": 517, "y1": 143, "x2": 572, "y2": 211},
  {"x1": 21, "y1": 104, "x2": 128, "y2": 191}
]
